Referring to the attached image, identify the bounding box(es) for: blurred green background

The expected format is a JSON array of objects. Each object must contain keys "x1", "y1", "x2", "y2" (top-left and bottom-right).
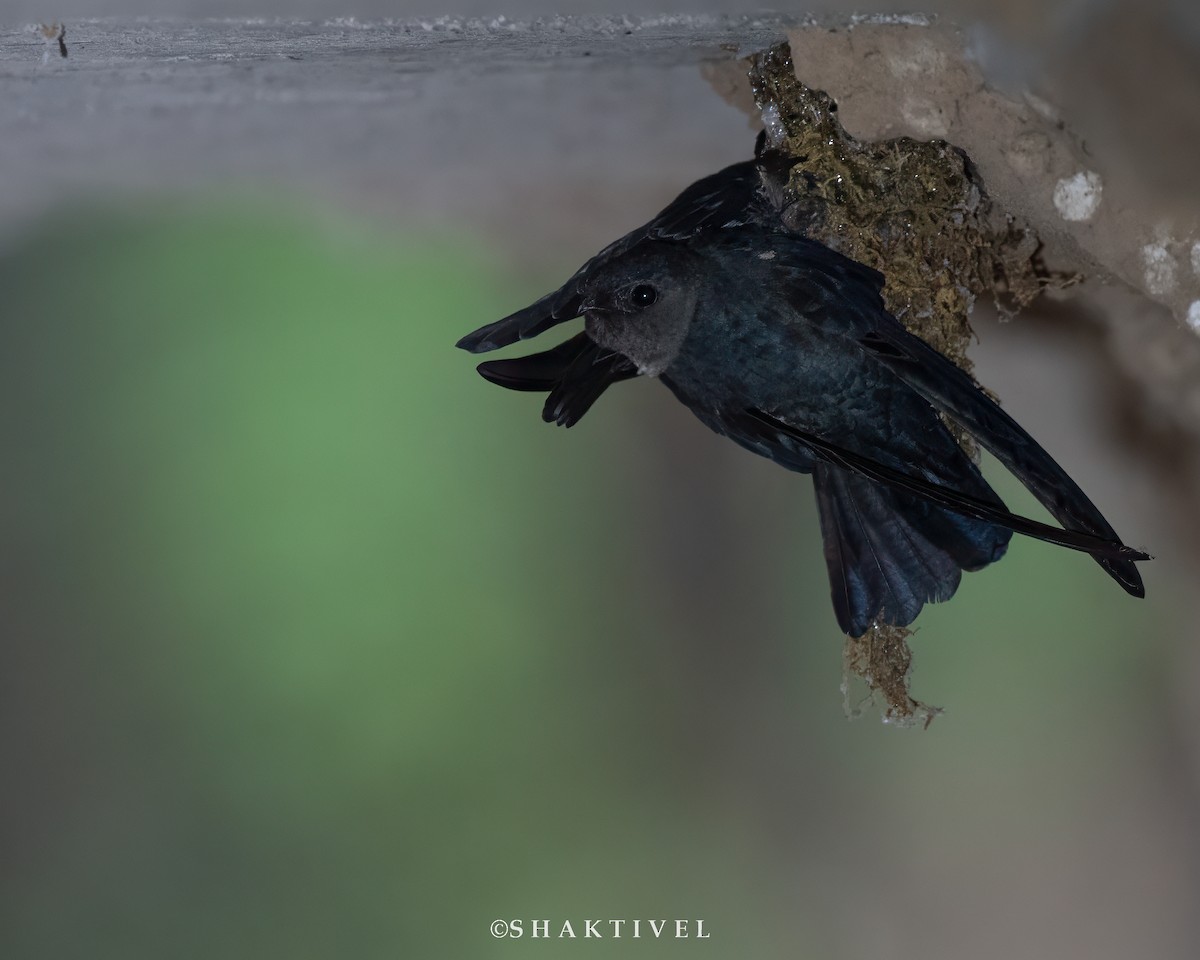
[{"x1": 0, "y1": 203, "x2": 1191, "y2": 959}]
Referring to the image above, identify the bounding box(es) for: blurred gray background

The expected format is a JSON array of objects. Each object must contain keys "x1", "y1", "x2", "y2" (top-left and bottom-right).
[{"x1": 1, "y1": 3, "x2": 1198, "y2": 959}]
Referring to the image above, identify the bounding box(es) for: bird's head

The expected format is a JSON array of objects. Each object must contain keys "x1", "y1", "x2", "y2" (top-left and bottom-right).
[{"x1": 578, "y1": 242, "x2": 701, "y2": 377}]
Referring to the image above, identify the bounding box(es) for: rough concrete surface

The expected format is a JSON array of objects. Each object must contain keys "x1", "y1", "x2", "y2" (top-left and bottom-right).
[{"x1": 0, "y1": 16, "x2": 797, "y2": 254}]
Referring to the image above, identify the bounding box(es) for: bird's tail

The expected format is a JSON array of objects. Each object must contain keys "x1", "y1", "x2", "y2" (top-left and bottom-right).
[
  {"x1": 474, "y1": 332, "x2": 638, "y2": 427},
  {"x1": 813, "y1": 462, "x2": 1012, "y2": 638}
]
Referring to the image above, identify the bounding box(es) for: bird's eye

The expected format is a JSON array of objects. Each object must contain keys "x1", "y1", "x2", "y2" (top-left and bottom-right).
[{"x1": 630, "y1": 284, "x2": 658, "y2": 308}]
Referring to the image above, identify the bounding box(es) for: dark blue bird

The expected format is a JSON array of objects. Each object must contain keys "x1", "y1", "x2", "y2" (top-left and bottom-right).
[{"x1": 458, "y1": 168, "x2": 1148, "y2": 637}]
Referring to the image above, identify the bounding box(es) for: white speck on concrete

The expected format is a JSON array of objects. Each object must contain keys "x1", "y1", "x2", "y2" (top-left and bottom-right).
[
  {"x1": 1188, "y1": 301, "x2": 1200, "y2": 333},
  {"x1": 1142, "y1": 241, "x2": 1178, "y2": 296},
  {"x1": 1191, "y1": 241, "x2": 1200, "y2": 276},
  {"x1": 758, "y1": 250, "x2": 776, "y2": 260},
  {"x1": 1053, "y1": 170, "x2": 1103, "y2": 222}
]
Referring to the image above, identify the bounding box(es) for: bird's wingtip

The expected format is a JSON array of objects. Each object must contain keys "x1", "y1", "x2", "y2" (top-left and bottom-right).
[
  {"x1": 456, "y1": 327, "x2": 499, "y2": 353},
  {"x1": 457, "y1": 288, "x2": 578, "y2": 354},
  {"x1": 1105, "y1": 555, "x2": 1147, "y2": 598}
]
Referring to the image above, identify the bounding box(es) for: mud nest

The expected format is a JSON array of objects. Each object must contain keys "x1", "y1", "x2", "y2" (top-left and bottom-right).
[{"x1": 747, "y1": 41, "x2": 1051, "y2": 722}]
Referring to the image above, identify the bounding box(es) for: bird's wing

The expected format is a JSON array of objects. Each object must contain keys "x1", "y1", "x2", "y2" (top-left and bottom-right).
[
  {"x1": 856, "y1": 324, "x2": 1147, "y2": 596},
  {"x1": 697, "y1": 228, "x2": 1148, "y2": 594},
  {"x1": 457, "y1": 158, "x2": 771, "y2": 354},
  {"x1": 476, "y1": 332, "x2": 639, "y2": 428},
  {"x1": 736, "y1": 408, "x2": 1149, "y2": 566},
  {"x1": 697, "y1": 227, "x2": 890, "y2": 323}
]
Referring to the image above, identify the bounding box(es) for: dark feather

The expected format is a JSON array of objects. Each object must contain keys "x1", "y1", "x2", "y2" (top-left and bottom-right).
[
  {"x1": 858, "y1": 326, "x2": 1147, "y2": 596},
  {"x1": 743, "y1": 408, "x2": 1148, "y2": 565},
  {"x1": 542, "y1": 342, "x2": 638, "y2": 428},
  {"x1": 475, "y1": 332, "x2": 638, "y2": 428},
  {"x1": 476, "y1": 332, "x2": 595, "y2": 392},
  {"x1": 813, "y1": 462, "x2": 974, "y2": 636}
]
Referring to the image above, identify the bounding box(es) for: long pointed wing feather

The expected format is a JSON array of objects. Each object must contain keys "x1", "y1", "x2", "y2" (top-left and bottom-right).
[
  {"x1": 857, "y1": 326, "x2": 1146, "y2": 596},
  {"x1": 743, "y1": 408, "x2": 1150, "y2": 568}
]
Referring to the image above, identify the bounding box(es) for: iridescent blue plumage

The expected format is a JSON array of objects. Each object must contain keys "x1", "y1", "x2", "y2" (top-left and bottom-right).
[{"x1": 458, "y1": 149, "x2": 1147, "y2": 636}]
